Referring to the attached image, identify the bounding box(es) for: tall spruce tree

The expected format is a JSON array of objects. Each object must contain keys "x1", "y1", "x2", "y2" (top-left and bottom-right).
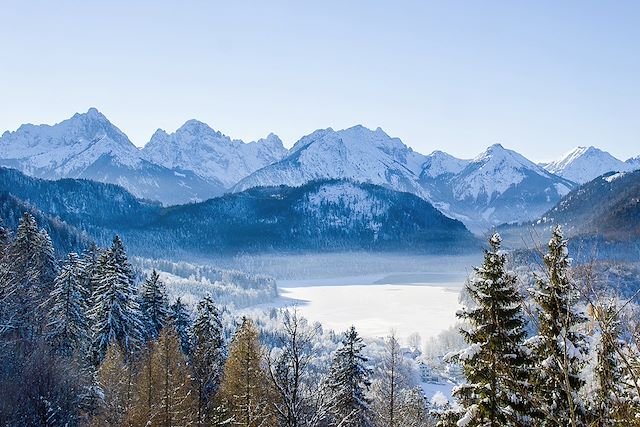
[
  {"x1": 77, "y1": 243, "x2": 101, "y2": 305},
  {"x1": 326, "y1": 325, "x2": 372, "y2": 427},
  {"x1": 0, "y1": 219, "x2": 9, "y2": 254},
  {"x1": 47, "y1": 252, "x2": 89, "y2": 356},
  {"x1": 139, "y1": 269, "x2": 170, "y2": 340},
  {"x1": 0, "y1": 219, "x2": 12, "y2": 335},
  {"x1": 448, "y1": 233, "x2": 533, "y2": 427},
  {"x1": 170, "y1": 297, "x2": 192, "y2": 355},
  {"x1": 4, "y1": 213, "x2": 58, "y2": 339},
  {"x1": 529, "y1": 226, "x2": 588, "y2": 426},
  {"x1": 191, "y1": 294, "x2": 226, "y2": 425},
  {"x1": 88, "y1": 235, "x2": 144, "y2": 363}
]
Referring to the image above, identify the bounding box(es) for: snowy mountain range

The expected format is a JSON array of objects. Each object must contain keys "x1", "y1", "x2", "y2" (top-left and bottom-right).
[
  {"x1": 0, "y1": 109, "x2": 221, "y2": 204},
  {"x1": 0, "y1": 109, "x2": 284, "y2": 205},
  {"x1": 420, "y1": 144, "x2": 577, "y2": 231},
  {"x1": 1, "y1": 108, "x2": 638, "y2": 233}
]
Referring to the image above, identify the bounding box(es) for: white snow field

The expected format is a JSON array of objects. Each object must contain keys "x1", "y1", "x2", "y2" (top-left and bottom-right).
[{"x1": 276, "y1": 273, "x2": 464, "y2": 344}]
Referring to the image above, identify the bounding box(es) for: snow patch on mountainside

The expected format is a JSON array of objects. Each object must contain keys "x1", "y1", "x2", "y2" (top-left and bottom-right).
[
  {"x1": 604, "y1": 172, "x2": 626, "y2": 182},
  {"x1": 303, "y1": 181, "x2": 390, "y2": 224}
]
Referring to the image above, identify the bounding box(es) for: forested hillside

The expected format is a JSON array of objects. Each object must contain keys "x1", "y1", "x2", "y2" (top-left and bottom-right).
[{"x1": 0, "y1": 168, "x2": 478, "y2": 257}]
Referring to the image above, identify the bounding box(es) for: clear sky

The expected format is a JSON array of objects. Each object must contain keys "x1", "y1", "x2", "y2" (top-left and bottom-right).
[{"x1": 1, "y1": 1, "x2": 639, "y2": 162}]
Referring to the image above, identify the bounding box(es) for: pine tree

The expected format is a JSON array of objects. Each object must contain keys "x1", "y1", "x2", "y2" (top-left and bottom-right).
[
  {"x1": 218, "y1": 317, "x2": 275, "y2": 426},
  {"x1": 529, "y1": 226, "x2": 589, "y2": 426},
  {"x1": 191, "y1": 294, "x2": 226, "y2": 425},
  {"x1": 139, "y1": 269, "x2": 170, "y2": 340},
  {"x1": 448, "y1": 233, "x2": 533, "y2": 427},
  {"x1": 47, "y1": 252, "x2": 89, "y2": 356},
  {"x1": 0, "y1": 219, "x2": 12, "y2": 335},
  {"x1": 171, "y1": 297, "x2": 192, "y2": 355},
  {"x1": 126, "y1": 323, "x2": 195, "y2": 426},
  {"x1": 4, "y1": 213, "x2": 58, "y2": 339},
  {"x1": 77, "y1": 243, "x2": 102, "y2": 304},
  {"x1": 88, "y1": 235, "x2": 144, "y2": 363},
  {"x1": 0, "y1": 218, "x2": 9, "y2": 253},
  {"x1": 326, "y1": 325, "x2": 372, "y2": 427}
]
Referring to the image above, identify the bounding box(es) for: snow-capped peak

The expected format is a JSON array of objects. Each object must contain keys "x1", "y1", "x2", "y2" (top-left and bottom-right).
[
  {"x1": 420, "y1": 150, "x2": 469, "y2": 179},
  {"x1": 545, "y1": 145, "x2": 629, "y2": 184},
  {"x1": 0, "y1": 107, "x2": 142, "y2": 174},
  {"x1": 233, "y1": 125, "x2": 429, "y2": 197},
  {"x1": 472, "y1": 143, "x2": 543, "y2": 172},
  {"x1": 452, "y1": 143, "x2": 557, "y2": 202},
  {"x1": 626, "y1": 156, "x2": 640, "y2": 171},
  {"x1": 141, "y1": 120, "x2": 287, "y2": 187}
]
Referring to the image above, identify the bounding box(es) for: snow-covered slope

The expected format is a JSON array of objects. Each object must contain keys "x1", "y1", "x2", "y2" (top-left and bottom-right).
[
  {"x1": 233, "y1": 125, "x2": 428, "y2": 197},
  {"x1": 0, "y1": 109, "x2": 222, "y2": 205},
  {"x1": 422, "y1": 144, "x2": 577, "y2": 232},
  {"x1": 141, "y1": 120, "x2": 287, "y2": 187},
  {"x1": 544, "y1": 146, "x2": 630, "y2": 184}
]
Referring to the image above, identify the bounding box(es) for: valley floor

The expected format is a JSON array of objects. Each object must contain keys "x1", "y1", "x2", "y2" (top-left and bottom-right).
[{"x1": 276, "y1": 274, "x2": 463, "y2": 344}]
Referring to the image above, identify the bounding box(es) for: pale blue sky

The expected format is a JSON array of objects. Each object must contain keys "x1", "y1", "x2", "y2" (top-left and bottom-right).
[{"x1": 1, "y1": 1, "x2": 639, "y2": 161}]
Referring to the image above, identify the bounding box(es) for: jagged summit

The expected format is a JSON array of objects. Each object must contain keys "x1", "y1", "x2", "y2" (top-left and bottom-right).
[
  {"x1": 233, "y1": 125, "x2": 428, "y2": 197},
  {"x1": 545, "y1": 145, "x2": 630, "y2": 184},
  {"x1": 141, "y1": 120, "x2": 286, "y2": 187}
]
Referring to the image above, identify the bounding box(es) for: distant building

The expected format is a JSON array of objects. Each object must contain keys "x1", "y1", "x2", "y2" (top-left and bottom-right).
[{"x1": 419, "y1": 361, "x2": 438, "y2": 382}]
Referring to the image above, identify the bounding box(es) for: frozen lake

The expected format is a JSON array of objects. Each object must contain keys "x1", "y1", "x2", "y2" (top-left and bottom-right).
[{"x1": 276, "y1": 272, "x2": 465, "y2": 344}]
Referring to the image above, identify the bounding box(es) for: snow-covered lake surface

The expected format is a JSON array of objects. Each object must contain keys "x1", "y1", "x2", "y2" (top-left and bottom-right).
[{"x1": 276, "y1": 272, "x2": 465, "y2": 344}]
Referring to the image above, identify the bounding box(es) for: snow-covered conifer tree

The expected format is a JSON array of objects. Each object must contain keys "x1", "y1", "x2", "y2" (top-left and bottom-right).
[
  {"x1": 170, "y1": 297, "x2": 192, "y2": 355},
  {"x1": 77, "y1": 243, "x2": 101, "y2": 305},
  {"x1": 528, "y1": 226, "x2": 589, "y2": 426},
  {"x1": 326, "y1": 325, "x2": 372, "y2": 427},
  {"x1": 190, "y1": 293, "x2": 226, "y2": 424},
  {"x1": 5, "y1": 213, "x2": 58, "y2": 338},
  {"x1": 47, "y1": 252, "x2": 89, "y2": 356},
  {"x1": 88, "y1": 235, "x2": 143, "y2": 363},
  {"x1": 447, "y1": 233, "x2": 533, "y2": 427},
  {"x1": 139, "y1": 269, "x2": 169, "y2": 340}
]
